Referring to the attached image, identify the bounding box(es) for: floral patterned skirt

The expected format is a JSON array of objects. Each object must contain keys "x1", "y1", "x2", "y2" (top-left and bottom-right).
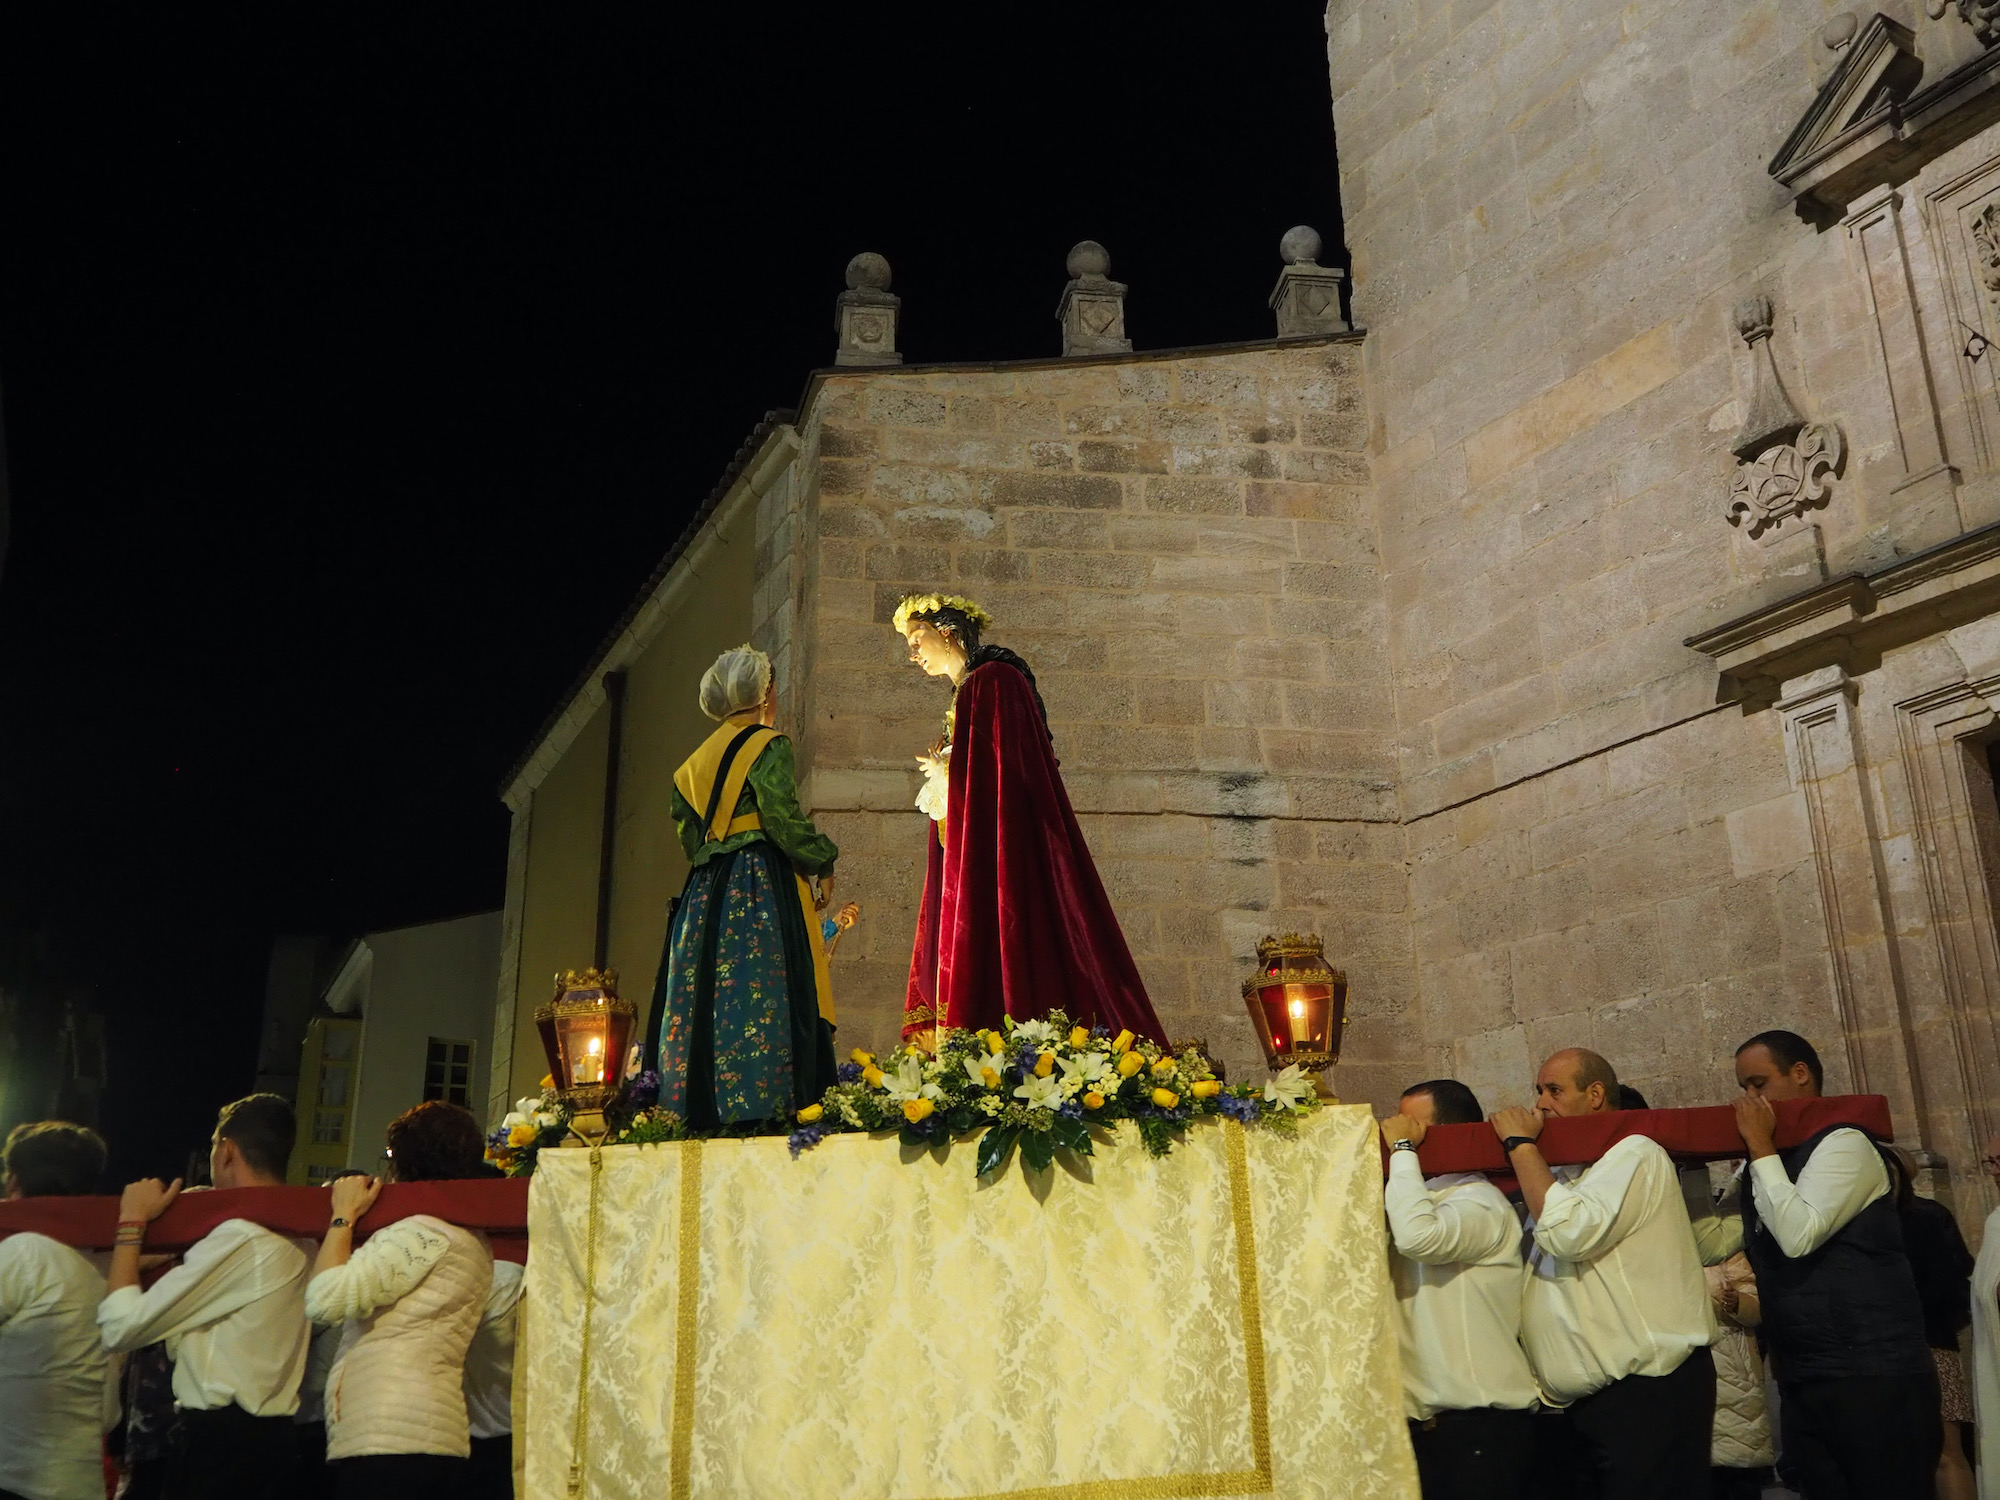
[{"x1": 650, "y1": 838, "x2": 835, "y2": 1129}]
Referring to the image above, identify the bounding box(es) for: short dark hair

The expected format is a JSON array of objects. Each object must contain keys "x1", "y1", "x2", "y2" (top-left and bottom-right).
[
  {"x1": 1618, "y1": 1084, "x2": 1650, "y2": 1110},
  {"x1": 1401, "y1": 1079, "x2": 1484, "y2": 1126},
  {"x1": 215, "y1": 1094, "x2": 296, "y2": 1178},
  {"x1": 385, "y1": 1101, "x2": 486, "y2": 1182},
  {"x1": 1737, "y1": 1030, "x2": 1824, "y2": 1091},
  {"x1": 3, "y1": 1121, "x2": 107, "y2": 1197}
]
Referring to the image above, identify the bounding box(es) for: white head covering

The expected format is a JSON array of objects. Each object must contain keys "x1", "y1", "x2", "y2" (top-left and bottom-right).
[{"x1": 698, "y1": 644, "x2": 772, "y2": 722}]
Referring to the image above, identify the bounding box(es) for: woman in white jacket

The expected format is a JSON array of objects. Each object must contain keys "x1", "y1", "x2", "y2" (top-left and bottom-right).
[{"x1": 304, "y1": 1102, "x2": 493, "y2": 1500}]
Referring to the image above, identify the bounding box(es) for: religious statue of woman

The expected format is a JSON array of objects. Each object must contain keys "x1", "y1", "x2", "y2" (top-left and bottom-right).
[
  {"x1": 894, "y1": 593, "x2": 1167, "y2": 1048},
  {"x1": 644, "y1": 644, "x2": 838, "y2": 1128}
]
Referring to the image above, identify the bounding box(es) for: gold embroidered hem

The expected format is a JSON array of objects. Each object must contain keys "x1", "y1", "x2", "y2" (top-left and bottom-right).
[{"x1": 522, "y1": 1108, "x2": 1417, "y2": 1500}]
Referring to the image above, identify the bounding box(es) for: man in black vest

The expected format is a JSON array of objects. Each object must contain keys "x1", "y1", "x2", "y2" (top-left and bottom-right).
[{"x1": 1730, "y1": 1029, "x2": 1939, "y2": 1497}]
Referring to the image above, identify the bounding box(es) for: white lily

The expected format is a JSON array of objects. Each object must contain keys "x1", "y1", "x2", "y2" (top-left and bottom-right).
[
  {"x1": 1264, "y1": 1064, "x2": 1313, "y2": 1108},
  {"x1": 1057, "y1": 1051, "x2": 1110, "y2": 1089},
  {"x1": 1008, "y1": 1017, "x2": 1059, "y2": 1048},
  {"x1": 500, "y1": 1110, "x2": 529, "y2": 1130},
  {"x1": 514, "y1": 1097, "x2": 543, "y2": 1119},
  {"x1": 880, "y1": 1052, "x2": 945, "y2": 1104},
  {"x1": 1014, "y1": 1072, "x2": 1064, "y2": 1111},
  {"x1": 962, "y1": 1053, "x2": 1003, "y2": 1091}
]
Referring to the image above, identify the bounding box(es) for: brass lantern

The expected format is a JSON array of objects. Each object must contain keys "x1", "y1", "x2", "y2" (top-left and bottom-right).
[
  {"x1": 534, "y1": 968, "x2": 635, "y2": 1144},
  {"x1": 1240, "y1": 933, "x2": 1348, "y2": 1101}
]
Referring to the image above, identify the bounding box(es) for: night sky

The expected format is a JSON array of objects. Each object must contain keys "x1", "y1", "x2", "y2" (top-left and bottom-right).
[{"x1": 0, "y1": 7, "x2": 1342, "y2": 1181}]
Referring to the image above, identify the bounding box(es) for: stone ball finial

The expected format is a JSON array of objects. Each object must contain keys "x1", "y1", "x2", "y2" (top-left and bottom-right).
[
  {"x1": 1066, "y1": 240, "x2": 1111, "y2": 279},
  {"x1": 1821, "y1": 12, "x2": 1858, "y2": 49},
  {"x1": 1280, "y1": 225, "x2": 1323, "y2": 265},
  {"x1": 845, "y1": 252, "x2": 892, "y2": 292}
]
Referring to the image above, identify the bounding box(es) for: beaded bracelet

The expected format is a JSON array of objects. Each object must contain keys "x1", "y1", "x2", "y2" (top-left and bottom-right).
[{"x1": 114, "y1": 1219, "x2": 147, "y2": 1246}]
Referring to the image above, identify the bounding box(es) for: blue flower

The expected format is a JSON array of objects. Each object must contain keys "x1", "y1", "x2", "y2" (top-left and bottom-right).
[
  {"x1": 626, "y1": 1071, "x2": 661, "y2": 1107},
  {"x1": 1216, "y1": 1094, "x2": 1261, "y2": 1124},
  {"x1": 787, "y1": 1124, "x2": 826, "y2": 1158},
  {"x1": 836, "y1": 1061, "x2": 863, "y2": 1084},
  {"x1": 1057, "y1": 1100, "x2": 1083, "y2": 1120}
]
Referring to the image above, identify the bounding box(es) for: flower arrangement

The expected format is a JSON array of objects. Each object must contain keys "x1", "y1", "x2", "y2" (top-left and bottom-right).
[
  {"x1": 484, "y1": 1070, "x2": 686, "y2": 1177},
  {"x1": 789, "y1": 1010, "x2": 1317, "y2": 1176}
]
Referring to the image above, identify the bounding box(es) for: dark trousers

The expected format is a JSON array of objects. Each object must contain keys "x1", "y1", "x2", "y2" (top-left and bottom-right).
[
  {"x1": 1778, "y1": 1370, "x2": 1942, "y2": 1499},
  {"x1": 453, "y1": 1434, "x2": 513, "y2": 1500},
  {"x1": 295, "y1": 1420, "x2": 334, "y2": 1500},
  {"x1": 1566, "y1": 1345, "x2": 1716, "y2": 1500},
  {"x1": 1710, "y1": 1466, "x2": 1768, "y2": 1500},
  {"x1": 1408, "y1": 1405, "x2": 1535, "y2": 1500},
  {"x1": 163, "y1": 1406, "x2": 303, "y2": 1500},
  {"x1": 332, "y1": 1454, "x2": 470, "y2": 1500}
]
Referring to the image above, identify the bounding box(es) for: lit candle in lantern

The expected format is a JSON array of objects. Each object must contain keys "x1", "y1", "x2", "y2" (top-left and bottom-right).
[{"x1": 575, "y1": 1034, "x2": 604, "y2": 1085}]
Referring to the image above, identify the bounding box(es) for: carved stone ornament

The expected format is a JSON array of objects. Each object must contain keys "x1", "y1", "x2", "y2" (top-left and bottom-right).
[
  {"x1": 1727, "y1": 423, "x2": 1846, "y2": 538},
  {"x1": 1724, "y1": 294, "x2": 1844, "y2": 541},
  {"x1": 1958, "y1": 0, "x2": 2000, "y2": 47},
  {"x1": 1972, "y1": 203, "x2": 2000, "y2": 318}
]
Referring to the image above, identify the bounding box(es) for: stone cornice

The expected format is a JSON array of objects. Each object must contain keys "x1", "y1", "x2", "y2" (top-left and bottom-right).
[{"x1": 1686, "y1": 522, "x2": 2000, "y2": 699}]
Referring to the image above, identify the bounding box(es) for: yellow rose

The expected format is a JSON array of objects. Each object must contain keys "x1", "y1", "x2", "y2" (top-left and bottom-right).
[
  {"x1": 1111, "y1": 1029, "x2": 1134, "y2": 1055},
  {"x1": 1035, "y1": 1051, "x2": 1056, "y2": 1078},
  {"x1": 903, "y1": 1098, "x2": 935, "y2": 1123},
  {"x1": 985, "y1": 1030, "x2": 1005, "y2": 1056},
  {"x1": 850, "y1": 1049, "x2": 876, "y2": 1067},
  {"x1": 1069, "y1": 1026, "x2": 1091, "y2": 1049},
  {"x1": 540, "y1": 1074, "x2": 555, "y2": 1090},
  {"x1": 1083, "y1": 1091, "x2": 1106, "y2": 1110},
  {"x1": 863, "y1": 1066, "x2": 886, "y2": 1088},
  {"x1": 796, "y1": 1104, "x2": 824, "y2": 1124},
  {"x1": 1151, "y1": 1056, "x2": 1177, "y2": 1076},
  {"x1": 1151, "y1": 1088, "x2": 1181, "y2": 1110},
  {"x1": 507, "y1": 1122, "x2": 538, "y2": 1147},
  {"x1": 1117, "y1": 1050, "x2": 1145, "y2": 1077},
  {"x1": 1192, "y1": 1080, "x2": 1222, "y2": 1099}
]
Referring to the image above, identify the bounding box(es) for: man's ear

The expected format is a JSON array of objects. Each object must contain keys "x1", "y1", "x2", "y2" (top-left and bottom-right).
[{"x1": 1791, "y1": 1062, "x2": 1814, "y2": 1088}]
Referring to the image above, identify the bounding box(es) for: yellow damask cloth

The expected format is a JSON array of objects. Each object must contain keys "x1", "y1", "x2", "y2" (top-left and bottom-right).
[{"x1": 522, "y1": 1107, "x2": 1418, "y2": 1500}]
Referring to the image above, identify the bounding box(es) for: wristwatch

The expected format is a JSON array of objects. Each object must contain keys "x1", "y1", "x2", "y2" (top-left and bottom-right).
[
  {"x1": 1501, "y1": 1135, "x2": 1538, "y2": 1156},
  {"x1": 1389, "y1": 1139, "x2": 1420, "y2": 1154},
  {"x1": 329, "y1": 1216, "x2": 352, "y2": 1230}
]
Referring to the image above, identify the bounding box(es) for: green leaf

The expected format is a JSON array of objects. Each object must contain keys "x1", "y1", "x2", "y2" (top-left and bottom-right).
[
  {"x1": 1021, "y1": 1128, "x2": 1056, "y2": 1172},
  {"x1": 975, "y1": 1126, "x2": 1019, "y2": 1178},
  {"x1": 1050, "y1": 1116, "x2": 1093, "y2": 1156}
]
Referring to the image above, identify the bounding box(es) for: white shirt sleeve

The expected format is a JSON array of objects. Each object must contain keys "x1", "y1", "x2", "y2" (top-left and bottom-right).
[
  {"x1": 304, "y1": 1217, "x2": 451, "y2": 1325},
  {"x1": 1533, "y1": 1136, "x2": 1656, "y2": 1262},
  {"x1": 0, "y1": 1236, "x2": 33, "y2": 1324},
  {"x1": 483, "y1": 1258, "x2": 525, "y2": 1324},
  {"x1": 97, "y1": 1220, "x2": 265, "y2": 1353},
  {"x1": 1383, "y1": 1154, "x2": 1517, "y2": 1265},
  {"x1": 1748, "y1": 1128, "x2": 1889, "y2": 1259}
]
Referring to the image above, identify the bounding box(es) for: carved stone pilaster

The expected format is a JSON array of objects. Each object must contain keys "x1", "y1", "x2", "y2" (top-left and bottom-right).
[
  {"x1": 1268, "y1": 225, "x2": 1349, "y2": 339},
  {"x1": 1056, "y1": 241, "x2": 1130, "y2": 357},
  {"x1": 834, "y1": 252, "x2": 902, "y2": 367},
  {"x1": 1724, "y1": 295, "x2": 1845, "y2": 547}
]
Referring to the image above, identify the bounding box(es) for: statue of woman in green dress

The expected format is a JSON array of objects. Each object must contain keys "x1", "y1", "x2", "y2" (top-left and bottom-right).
[{"x1": 645, "y1": 645, "x2": 839, "y2": 1128}]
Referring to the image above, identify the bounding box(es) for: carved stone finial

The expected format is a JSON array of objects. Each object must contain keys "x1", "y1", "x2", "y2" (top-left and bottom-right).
[
  {"x1": 835, "y1": 252, "x2": 902, "y2": 367},
  {"x1": 1057, "y1": 241, "x2": 1131, "y2": 357},
  {"x1": 1730, "y1": 294, "x2": 1805, "y2": 460},
  {"x1": 1822, "y1": 12, "x2": 1859, "y2": 49},
  {"x1": 1722, "y1": 292, "x2": 1843, "y2": 544},
  {"x1": 1270, "y1": 225, "x2": 1349, "y2": 339}
]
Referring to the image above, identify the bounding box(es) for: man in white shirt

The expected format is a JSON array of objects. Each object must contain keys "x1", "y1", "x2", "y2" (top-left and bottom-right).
[
  {"x1": 1378, "y1": 1078, "x2": 1538, "y2": 1500},
  {"x1": 1730, "y1": 1029, "x2": 1938, "y2": 1497},
  {"x1": 461, "y1": 1254, "x2": 524, "y2": 1499},
  {"x1": 0, "y1": 1121, "x2": 116, "y2": 1500},
  {"x1": 1492, "y1": 1047, "x2": 1715, "y2": 1500},
  {"x1": 98, "y1": 1094, "x2": 310, "y2": 1500}
]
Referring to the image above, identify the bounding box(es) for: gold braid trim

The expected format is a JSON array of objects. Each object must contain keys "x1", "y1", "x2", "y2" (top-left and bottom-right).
[
  {"x1": 668, "y1": 1139, "x2": 704, "y2": 1500},
  {"x1": 565, "y1": 1142, "x2": 605, "y2": 1497}
]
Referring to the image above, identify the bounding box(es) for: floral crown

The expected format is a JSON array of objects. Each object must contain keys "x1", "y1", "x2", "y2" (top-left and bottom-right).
[{"x1": 891, "y1": 592, "x2": 993, "y2": 637}]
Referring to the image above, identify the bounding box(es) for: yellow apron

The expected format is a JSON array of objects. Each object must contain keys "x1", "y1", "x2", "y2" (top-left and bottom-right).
[{"x1": 673, "y1": 718, "x2": 834, "y2": 1024}]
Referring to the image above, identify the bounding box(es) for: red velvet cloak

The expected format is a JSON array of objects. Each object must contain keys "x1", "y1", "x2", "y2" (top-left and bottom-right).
[{"x1": 903, "y1": 659, "x2": 1167, "y2": 1044}]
